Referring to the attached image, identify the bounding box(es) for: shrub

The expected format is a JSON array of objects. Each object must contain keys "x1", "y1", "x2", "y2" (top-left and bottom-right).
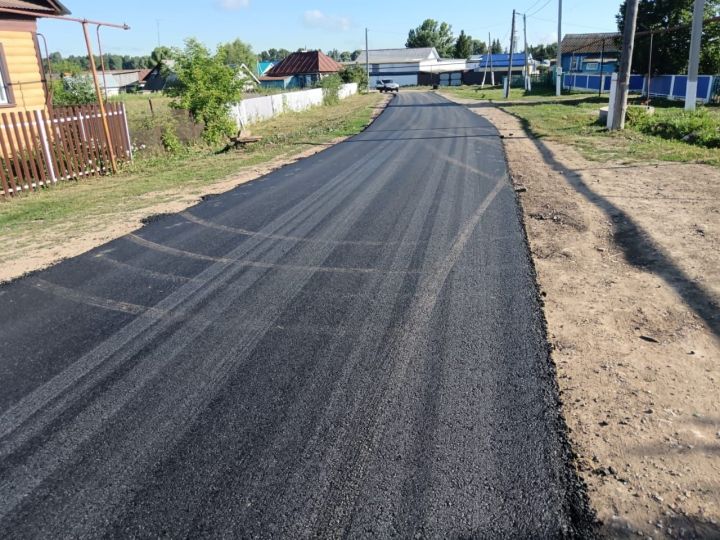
[
  {"x1": 339, "y1": 64, "x2": 368, "y2": 93},
  {"x1": 52, "y1": 77, "x2": 96, "y2": 106},
  {"x1": 628, "y1": 107, "x2": 720, "y2": 148},
  {"x1": 165, "y1": 38, "x2": 244, "y2": 145},
  {"x1": 320, "y1": 74, "x2": 342, "y2": 106},
  {"x1": 161, "y1": 124, "x2": 183, "y2": 154}
]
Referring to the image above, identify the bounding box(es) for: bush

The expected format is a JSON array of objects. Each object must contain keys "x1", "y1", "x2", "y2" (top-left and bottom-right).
[
  {"x1": 628, "y1": 107, "x2": 720, "y2": 148},
  {"x1": 320, "y1": 74, "x2": 342, "y2": 106},
  {"x1": 161, "y1": 124, "x2": 183, "y2": 154},
  {"x1": 52, "y1": 77, "x2": 96, "y2": 106},
  {"x1": 339, "y1": 64, "x2": 368, "y2": 92},
  {"x1": 165, "y1": 38, "x2": 244, "y2": 145}
]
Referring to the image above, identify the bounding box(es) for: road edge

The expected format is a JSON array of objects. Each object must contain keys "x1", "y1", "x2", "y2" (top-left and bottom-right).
[{"x1": 435, "y1": 90, "x2": 599, "y2": 538}]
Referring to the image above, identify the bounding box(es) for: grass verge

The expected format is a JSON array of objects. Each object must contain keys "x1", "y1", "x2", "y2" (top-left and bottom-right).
[
  {"x1": 499, "y1": 97, "x2": 720, "y2": 165},
  {"x1": 443, "y1": 85, "x2": 598, "y2": 103},
  {"x1": 0, "y1": 93, "x2": 383, "y2": 249}
]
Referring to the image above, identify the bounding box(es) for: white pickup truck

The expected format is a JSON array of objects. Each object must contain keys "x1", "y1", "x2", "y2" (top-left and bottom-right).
[{"x1": 376, "y1": 79, "x2": 400, "y2": 93}]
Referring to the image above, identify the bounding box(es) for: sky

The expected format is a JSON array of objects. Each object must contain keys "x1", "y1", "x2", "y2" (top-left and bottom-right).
[{"x1": 38, "y1": 0, "x2": 620, "y2": 58}]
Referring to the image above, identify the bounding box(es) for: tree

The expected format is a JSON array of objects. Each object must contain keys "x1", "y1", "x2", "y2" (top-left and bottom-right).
[
  {"x1": 471, "y1": 39, "x2": 487, "y2": 55},
  {"x1": 454, "y1": 30, "x2": 473, "y2": 59},
  {"x1": 339, "y1": 64, "x2": 368, "y2": 92},
  {"x1": 52, "y1": 76, "x2": 96, "y2": 107},
  {"x1": 339, "y1": 51, "x2": 352, "y2": 62},
  {"x1": 327, "y1": 49, "x2": 340, "y2": 61},
  {"x1": 490, "y1": 39, "x2": 503, "y2": 54},
  {"x1": 351, "y1": 49, "x2": 363, "y2": 61},
  {"x1": 406, "y1": 19, "x2": 455, "y2": 57},
  {"x1": 528, "y1": 43, "x2": 557, "y2": 62},
  {"x1": 151, "y1": 46, "x2": 172, "y2": 66},
  {"x1": 166, "y1": 38, "x2": 245, "y2": 145},
  {"x1": 217, "y1": 38, "x2": 256, "y2": 72},
  {"x1": 617, "y1": 0, "x2": 720, "y2": 74}
]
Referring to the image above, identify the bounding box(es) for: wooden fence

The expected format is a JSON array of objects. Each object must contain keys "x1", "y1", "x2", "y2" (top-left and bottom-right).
[{"x1": 0, "y1": 102, "x2": 132, "y2": 197}]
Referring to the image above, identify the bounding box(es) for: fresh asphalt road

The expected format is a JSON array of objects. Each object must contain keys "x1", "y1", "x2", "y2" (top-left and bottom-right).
[{"x1": 0, "y1": 92, "x2": 592, "y2": 538}]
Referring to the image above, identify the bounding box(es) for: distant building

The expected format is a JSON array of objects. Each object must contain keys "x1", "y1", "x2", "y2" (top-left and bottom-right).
[
  {"x1": 260, "y1": 50, "x2": 342, "y2": 89},
  {"x1": 469, "y1": 53, "x2": 538, "y2": 77},
  {"x1": 560, "y1": 33, "x2": 620, "y2": 74},
  {"x1": 354, "y1": 47, "x2": 441, "y2": 87},
  {"x1": 257, "y1": 61, "x2": 275, "y2": 76},
  {"x1": 142, "y1": 60, "x2": 177, "y2": 93}
]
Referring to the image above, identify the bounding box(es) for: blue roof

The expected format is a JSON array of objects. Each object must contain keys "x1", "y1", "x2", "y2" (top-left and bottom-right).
[
  {"x1": 257, "y1": 61, "x2": 275, "y2": 75},
  {"x1": 475, "y1": 53, "x2": 529, "y2": 68}
]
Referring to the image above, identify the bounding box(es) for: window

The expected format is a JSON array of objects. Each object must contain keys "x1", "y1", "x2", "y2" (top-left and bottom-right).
[
  {"x1": 570, "y1": 57, "x2": 580, "y2": 71},
  {"x1": 584, "y1": 62, "x2": 599, "y2": 71},
  {"x1": 0, "y1": 44, "x2": 13, "y2": 106}
]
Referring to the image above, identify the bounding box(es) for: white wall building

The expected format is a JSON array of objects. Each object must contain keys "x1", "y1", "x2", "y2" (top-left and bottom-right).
[{"x1": 355, "y1": 47, "x2": 445, "y2": 87}]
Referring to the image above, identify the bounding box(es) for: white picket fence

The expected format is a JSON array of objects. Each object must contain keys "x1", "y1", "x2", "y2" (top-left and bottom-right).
[{"x1": 231, "y1": 83, "x2": 358, "y2": 128}]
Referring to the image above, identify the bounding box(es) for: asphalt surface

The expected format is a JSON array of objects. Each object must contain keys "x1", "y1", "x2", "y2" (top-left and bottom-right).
[{"x1": 0, "y1": 92, "x2": 592, "y2": 538}]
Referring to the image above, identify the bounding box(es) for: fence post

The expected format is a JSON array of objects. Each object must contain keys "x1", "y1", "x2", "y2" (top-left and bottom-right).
[
  {"x1": 607, "y1": 73, "x2": 619, "y2": 129},
  {"x1": 706, "y1": 76, "x2": 713, "y2": 102},
  {"x1": 34, "y1": 109, "x2": 57, "y2": 184},
  {"x1": 120, "y1": 102, "x2": 132, "y2": 160},
  {"x1": 669, "y1": 75, "x2": 676, "y2": 100}
]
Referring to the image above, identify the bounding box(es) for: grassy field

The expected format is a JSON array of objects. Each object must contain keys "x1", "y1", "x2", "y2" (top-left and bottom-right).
[
  {"x1": 0, "y1": 93, "x2": 383, "y2": 237},
  {"x1": 499, "y1": 97, "x2": 720, "y2": 165},
  {"x1": 443, "y1": 85, "x2": 720, "y2": 166},
  {"x1": 443, "y1": 85, "x2": 599, "y2": 102}
]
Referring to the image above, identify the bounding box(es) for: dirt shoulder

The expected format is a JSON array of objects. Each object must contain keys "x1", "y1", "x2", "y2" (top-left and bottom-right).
[
  {"x1": 0, "y1": 94, "x2": 390, "y2": 284},
  {"x1": 445, "y1": 93, "x2": 720, "y2": 539}
]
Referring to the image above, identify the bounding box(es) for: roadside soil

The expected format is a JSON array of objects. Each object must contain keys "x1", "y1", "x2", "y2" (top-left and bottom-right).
[
  {"x1": 0, "y1": 95, "x2": 391, "y2": 284},
  {"x1": 446, "y1": 93, "x2": 720, "y2": 539}
]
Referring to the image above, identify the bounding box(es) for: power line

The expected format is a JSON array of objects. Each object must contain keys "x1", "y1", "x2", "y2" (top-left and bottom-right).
[{"x1": 527, "y1": 0, "x2": 553, "y2": 18}]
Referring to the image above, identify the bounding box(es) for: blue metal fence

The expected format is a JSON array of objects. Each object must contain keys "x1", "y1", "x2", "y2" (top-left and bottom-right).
[{"x1": 562, "y1": 73, "x2": 716, "y2": 103}]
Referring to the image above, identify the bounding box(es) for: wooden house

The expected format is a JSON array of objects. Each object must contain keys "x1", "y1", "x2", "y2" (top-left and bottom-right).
[{"x1": 0, "y1": 1, "x2": 70, "y2": 113}]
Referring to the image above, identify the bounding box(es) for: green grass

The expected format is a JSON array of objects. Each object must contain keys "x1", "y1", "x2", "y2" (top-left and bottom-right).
[
  {"x1": 500, "y1": 96, "x2": 720, "y2": 165},
  {"x1": 442, "y1": 85, "x2": 599, "y2": 102},
  {"x1": 0, "y1": 93, "x2": 383, "y2": 244}
]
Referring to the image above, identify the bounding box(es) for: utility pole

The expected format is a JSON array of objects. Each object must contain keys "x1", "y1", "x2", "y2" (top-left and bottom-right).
[
  {"x1": 610, "y1": 0, "x2": 640, "y2": 130},
  {"x1": 686, "y1": 0, "x2": 705, "y2": 110},
  {"x1": 646, "y1": 32, "x2": 654, "y2": 103},
  {"x1": 489, "y1": 33, "x2": 495, "y2": 85},
  {"x1": 556, "y1": 0, "x2": 562, "y2": 96},
  {"x1": 523, "y1": 13, "x2": 530, "y2": 91},
  {"x1": 82, "y1": 21, "x2": 117, "y2": 173},
  {"x1": 598, "y1": 38, "x2": 605, "y2": 97},
  {"x1": 365, "y1": 28, "x2": 370, "y2": 91},
  {"x1": 505, "y1": 9, "x2": 516, "y2": 99}
]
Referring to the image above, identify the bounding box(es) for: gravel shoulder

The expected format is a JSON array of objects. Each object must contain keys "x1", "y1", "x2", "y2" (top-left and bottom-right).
[{"x1": 444, "y1": 93, "x2": 720, "y2": 539}]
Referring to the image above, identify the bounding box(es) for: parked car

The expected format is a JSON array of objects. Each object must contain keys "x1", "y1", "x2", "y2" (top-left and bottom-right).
[{"x1": 376, "y1": 79, "x2": 400, "y2": 93}]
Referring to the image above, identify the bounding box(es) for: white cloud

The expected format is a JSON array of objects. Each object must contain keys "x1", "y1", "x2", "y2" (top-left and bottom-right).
[
  {"x1": 303, "y1": 10, "x2": 351, "y2": 32},
  {"x1": 218, "y1": 0, "x2": 250, "y2": 10}
]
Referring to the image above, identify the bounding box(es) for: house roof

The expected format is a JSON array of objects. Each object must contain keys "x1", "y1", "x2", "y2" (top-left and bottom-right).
[
  {"x1": 355, "y1": 47, "x2": 439, "y2": 64},
  {"x1": 0, "y1": 0, "x2": 70, "y2": 15},
  {"x1": 561, "y1": 33, "x2": 621, "y2": 55},
  {"x1": 266, "y1": 51, "x2": 342, "y2": 77},
  {"x1": 259, "y1": 75, "x2": 293, "y2": 81},
  {"x1": 471, "y1": 53, "x2": 530, "y2": 68}
]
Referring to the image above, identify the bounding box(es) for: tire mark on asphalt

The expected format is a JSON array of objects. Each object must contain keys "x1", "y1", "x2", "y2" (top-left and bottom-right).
[
  {"x1": 0, "y1": 137, "x2": 400, "y2": 447},
  {"x1": 0, "y1": 134, "x2": 418, "y2": 532},
  {"x1": 126, "y1": 233, "x2": 424, "y2": 276},
  {"x1": 180, "y1": 211, "x2": 413, "y2": 247},
  {"x1": 94, "y1": 253, "x2": 201, "y2": 284},
  {"x1": 323, "y1": 176, "x2": 507, "y2": 536},
  {"x1": 32, "y1": 279, "x2": 166, "y2": 318}
]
